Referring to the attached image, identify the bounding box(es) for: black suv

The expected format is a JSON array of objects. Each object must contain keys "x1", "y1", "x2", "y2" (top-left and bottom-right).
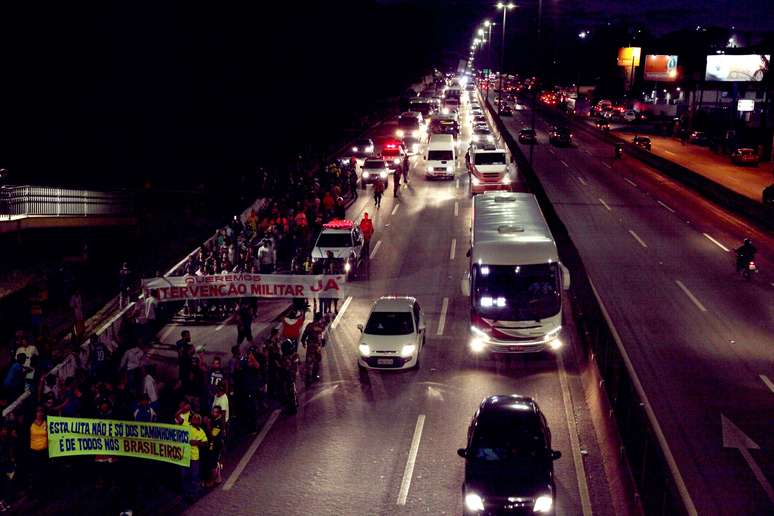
[
  {"x1": 632, "y1": 135, "x2": 651, "y2": 151},
  {"x1": 518, "y1": 128, "x2": 536, "y2": 144},
  {"x1": 548, "y1": 126, "x2": 572, "y2": 146},
  {"x1": 458, "y1": 395, "x2": 561, "y2": 515}
]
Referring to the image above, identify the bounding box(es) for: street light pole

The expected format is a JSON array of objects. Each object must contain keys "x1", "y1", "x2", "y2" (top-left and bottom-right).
[
  {"x1": 496, "y1": 2, "x2": 515, "y2": 114},
  {"x1": 528, "y1": 0, "x2": 542, "y2": 170}
]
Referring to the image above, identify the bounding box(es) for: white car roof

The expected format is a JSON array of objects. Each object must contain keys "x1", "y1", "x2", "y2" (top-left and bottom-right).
[{"x1": 372, "y1": 296, "x2": 416, "y2": 312}]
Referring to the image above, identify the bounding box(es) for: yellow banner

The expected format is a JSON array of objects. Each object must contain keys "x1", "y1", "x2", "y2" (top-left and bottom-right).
[{"x1": 47, "y1": 416, "x2": 191, "y2": 467}]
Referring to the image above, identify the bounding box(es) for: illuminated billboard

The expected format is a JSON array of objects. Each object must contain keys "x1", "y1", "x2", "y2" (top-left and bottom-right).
[
  {"x1": 737, "y1": 99, "x2": 754, "y2": 112},
  {"x1": 705, "y1": 54, "x2": 769, "y2": 82},
  {"x1": 617, "y1": 47, "x2": 641, "y2": 67},
  {"x1": 644, "y1": 55, "x2": 678, "y2": 80}
]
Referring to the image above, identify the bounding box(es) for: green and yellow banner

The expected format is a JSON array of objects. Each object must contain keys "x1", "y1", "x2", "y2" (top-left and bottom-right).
[{"x1": 47, "y1": 416, "x2": 191, "y2": 467}]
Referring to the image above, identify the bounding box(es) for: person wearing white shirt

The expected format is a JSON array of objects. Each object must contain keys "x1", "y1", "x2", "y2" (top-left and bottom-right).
[{"x1": 212, "y1": 383, "x2": 229, "y2": 422}]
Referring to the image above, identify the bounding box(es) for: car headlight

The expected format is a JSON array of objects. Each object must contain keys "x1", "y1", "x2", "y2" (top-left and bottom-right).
[
  {"x1": 380, "y1": 171, "x2": 387, "y2": 178},
  {"x1": 393, "y1": 158, "x2": 401, "y2": 164},
  {"x1": 344, "y1": 261, "x2": 351, "y2": 272},
  {"x1": 366, "y1": 146, "x2": 374, "y2": 153},
  {"x1": 358, "y1": 344, "x2": 371, "y2": 357},
  {"x1": 427, "y1": 166, "x2": 434, "y2": 172},
  {"x1": 396, "y1": 129, "x2": 405, "y2": 138},
  {"x1": 442, "y1": 107, "x2": 449, "y2": 114},
  {"x1": 471, "y1": 176, "x2": 480, "y2": 186},
  {"x1": 363, "y1": 171, "x2": 370, "y2": 178},
  {"x1": 533, "y1": 495, "x2": 553, "y2": 513},
  {"x1": 411, "y1": 129, "x2": 419, "y2": 137},
  {"x1": 400, "y1": 344, "x2": 416, "y2": 358},
  {"x1": 446, "y1": 166, "x2": 453, "y2": 172},
  {"x1": 464, "y1": 493, "x2": 485, "y2": 512},
  {"x1": 352, "y1": 146, "x2": 358, "y2": 152},
  {"x1": 502, "y1": 176, "x2": 511, "y2": 185}
]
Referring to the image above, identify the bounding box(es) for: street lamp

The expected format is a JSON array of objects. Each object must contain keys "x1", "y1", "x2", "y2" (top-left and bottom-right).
[
  {"x1": 496, "y1": 2, "x2": 516, "y2": 114},
  {"x1": 528, "y1": 0, "x2": 543, "y2": 170}
]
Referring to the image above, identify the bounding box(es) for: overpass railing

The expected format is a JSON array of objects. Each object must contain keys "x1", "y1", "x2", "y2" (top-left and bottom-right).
[{"x1": 0, "y1": 185, "x2": 133, "y2": 217}]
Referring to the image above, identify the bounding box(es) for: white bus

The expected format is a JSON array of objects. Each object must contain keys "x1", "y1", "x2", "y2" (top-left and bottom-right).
[{"x1": 462, "y1": 192, "x2": 570, "y2": 354}]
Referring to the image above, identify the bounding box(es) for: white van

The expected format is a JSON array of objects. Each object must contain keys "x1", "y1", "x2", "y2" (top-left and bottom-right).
[{"x1": 425, "y1": 134, "x2": 456, "y2": 180}]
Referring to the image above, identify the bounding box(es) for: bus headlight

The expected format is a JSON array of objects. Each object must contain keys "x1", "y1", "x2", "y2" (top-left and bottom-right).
[
  {"x1": 471, "y1": 176, "x2": 480, "y2": 186},
  {"x1": 396, "y1": 129, "x2": 405, "y2": 138},
  {"x1": 470, "y1": 338, "x2": 487, "y2": 353},
  {"x1": 501, "y1": 176, "x2": 511, "y2": 185},
  {"x1": 533, "y1": 495, "x2": 553, "y2": 513},
  {"x1": 548, "y1": 338, "x2": 563, "y2": 350}
]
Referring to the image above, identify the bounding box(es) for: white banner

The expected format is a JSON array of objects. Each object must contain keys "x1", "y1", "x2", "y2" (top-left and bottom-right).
[{"x1": 142, "y1": 273, "x2": 346, "y2": 302}]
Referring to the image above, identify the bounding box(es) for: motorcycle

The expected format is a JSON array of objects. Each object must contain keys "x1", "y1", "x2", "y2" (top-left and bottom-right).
[
  {"x1": 615, "y1": 144, "x2": 624, "y2": 159},
  {"x1": 741, "y1": 259, "x2": 758, "y2": 281}
]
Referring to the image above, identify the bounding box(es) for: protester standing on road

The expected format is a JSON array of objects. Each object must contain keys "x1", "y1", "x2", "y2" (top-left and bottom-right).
[
  {"x1": 28, "y1": 406, "x2": 49, "y2": 502},
  {"x1": 181, "y1": 413, "x2": 207, "y2": 503},
  {"x1": 235, "y1": 300, "x2": 254, "y2": 345},
  {"x1": 176, "y1": 330, "x2": 194, "y2": 387},
  {"x1": 119, "y1": 262, "x2": 132, "y2": 308},
  {"x1": 359, "y1": 213, "x2": 374, "y2": 258},
  {"x1": 69, "y1": 288, "x2": 85, "y2": 342},
  {"x1": 393, "y1": 167, "x2": 401, "y2": 197},
  {"x1": 301, "y1": 314, "x2": 326, "y2": 385},
  {"x1": 141, "y1": 289, "x2": 159, "y2": 344},
  {"x1": 373, "y1": 177, "x2": 384, "y2": 209}
]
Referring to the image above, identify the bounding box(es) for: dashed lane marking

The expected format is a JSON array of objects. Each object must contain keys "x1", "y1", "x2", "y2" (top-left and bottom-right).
[
  {"x1": 598, "y1": 198, "x2": 612, "y2": 211},
  {"x1": 657, "y1": 200, "x2": 675, "y2": 213},
  {"x1": 624, "y1": 178, "x2": 638, "y2": 187},
  {"x1": 628, "y1": 229, "x2": 648, "y2": 248},
  {"x1": 450, "y1": 238, "x2": 457, "y2": 260},
  {"x1": 222, "y1": 409, "x2": 282, "y2": 491},
  {"x1": 675, "y1": 280, "x2": 708, "y2": 312},
  {"x1": 560, "y1": 159, "x2": 569, "y2": 167},
  {"x1": 370, "y1": 240, "x2": 383, "y2": 260},
  {"x1": 330, "y1": 296, "x2": 353, "y2": 329},
  {"x1": 396, "y1": 414, "x2": 426, "y2": 505},
  {"x1": 436, "y1": 297, "x2": 449, "y2": 336},
  {"x1": 703, "y1": 233, "x2": 730, "y2": 252},
  {"x1": 601, "y1": 162, "x2": 612, "y2": 169},
  {"x1": 760, "y1": 374, "x2": 774, "y2": 394},
  {"x1": 576, "y1": 176, "x2": 588, "y2": 186},
  {"x1": 454, "y1": 201, "x2": 459, "y2": 216},
  {"x1": 391, "y1": 203, "x2": 400, "y2": 216}
]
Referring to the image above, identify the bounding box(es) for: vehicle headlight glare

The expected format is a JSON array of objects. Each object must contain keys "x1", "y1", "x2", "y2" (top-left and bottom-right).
[
  {"x1": 465, "y1": 493, "x2": 485, "y2": 512},
  {"x1": 471, "y1": 176, "x2": 480, "y2": 186},
  {"x1": 363, "y1": 171, "x2": 370, "y2": 178},
  {"x1": 549, "y1": 337, "x2": 563, "y2": 350},
  {"x1": 396, "y1": 129, "x2": 404, "y2": 138},
  {"x1": 352, "y1": 146, "x2": 358, "y2": 152},
  {"x1": 358, "y1": 344, "x2": 371, "y2": 357},
  {"x1": 533, "y1": 495, "x2": 553, "y2": 513},
  {"x1": 411, "y1": 129, "x2": 419, "y2": 137},
  {"x1": 344, "y1": 262, "x2": 351, "y2": 273},
  {"x1": 502, "y1": 176, "x2": 511, "y2": 185},
  {"x1": 400, "y1": 344, "x2": 416, "y2": 358},
  {"x1": 394, "y1": 158, "x2": 401, "y2": 164},
  {"x1": 380, "y1": 171, "x2": 387, "y2": 178}
]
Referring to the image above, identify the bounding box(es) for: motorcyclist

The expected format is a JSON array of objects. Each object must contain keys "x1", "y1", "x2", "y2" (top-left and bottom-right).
[
  {"x1": 615, "y1": 143, "x2": 624, "y2": 159},
  {"x1": 735, "y1": 238, "x2": 757, "y2": 272},
  {"x1": 359, "y1": 213, "x2": 374, "y2": 257}
]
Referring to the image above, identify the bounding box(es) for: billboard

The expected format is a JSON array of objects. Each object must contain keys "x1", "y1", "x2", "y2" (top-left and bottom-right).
[
  {"x1": 705, "y1": 54, "x2": 769, "y2": 82},
  {"x1": 617, "y1": 47, "x2": 641, "y2": 67},
  {"x1": 644, "y1": 55, "x2": 678, "y2": 80},
  {"x1": 737, "y1": 99, "x2": 754, "y2": 112}
]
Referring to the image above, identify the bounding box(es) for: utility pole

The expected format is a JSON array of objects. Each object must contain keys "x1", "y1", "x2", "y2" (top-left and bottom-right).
[{"x1": 528, "y1": 0, "x2": 543, "y2": 170}]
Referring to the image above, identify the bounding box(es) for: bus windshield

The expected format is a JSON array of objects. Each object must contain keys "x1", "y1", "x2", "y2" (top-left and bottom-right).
[{"x1": 472, "y1": 263, "x2": 560, "y2": 321}]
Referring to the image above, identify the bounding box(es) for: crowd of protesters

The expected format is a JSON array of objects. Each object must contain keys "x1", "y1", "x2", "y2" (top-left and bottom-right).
[{"x1": 0, "y1": 154, "x2": 357, "y2": 512}]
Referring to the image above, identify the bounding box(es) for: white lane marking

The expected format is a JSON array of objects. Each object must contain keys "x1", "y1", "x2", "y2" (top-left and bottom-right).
[
  {"x1": 454, "y1": 201, "x2": 459, "y2": 216},
  {"x1": 557, "y1": 352, "x2": 594, "y2": 516},
  {"x1": 584, "y1": 149, "x2": 592, "y2": 155},
  {"x1": 560, "y1": 159, "x2": 569, "y2": 167},
  {"x1": 702, "y1": 233, "x2": 730, "y2": 252},
  {"x1": 436, "y1": 297, "x2": 449, "y2": 336},
  {"x1": 576, "y1": 176, "x2": 588, "y2": 186},
  {"x1": 391, "y1": 203, "x2": 400, "y2": 216},
  {"x1": 370, "y1": 240, "x2": 383, "y2": 259},
  {"x1": 760, "y1": 374, "x2": 774, "y2": 394},
  {"x1": 664, "y1": 149, "x2": 676, "y2": 155},
  {"x1": 628, "y1": 229, "x2": 648, "y2": 248},
  {"x1": 675, "y1": 280, "x2": 708, "y2": 312},
  {"x1": 657, "y1": 200, "x2": 676, "y2": 213},
  {"x1": 223, "y1": 409, "x2": 281, "y2": 491},
  {"x1": 624, "y1": 177, "x2": 638, "y2": 187},
  {"x1": 601, "y1": 162, "x2": 612, "y2": 169},
  {"x1": 588, "y1": 280, "x2": 698, "y2": 515},
  {"x1": 450, "y1": 238, "x2": 457, "y2": 260},
  {"x1": 396, "y1": 414, "x2": 426, "y2": 505},
  {"x1": 215, "y1": 323, "x2": 227, "y2": 332},
  {"x1": 548, "y1": 148, "x2": 555, "y2": 155},
  {"x1": 330, "y1": 296, "x2": 353, "y2": 329},
  {"x1": 456, "y1": 179, "x2": 460, "y2": 189},
  {"x1": 598, "y1": 198, "x2": 612, "y2": 211}
]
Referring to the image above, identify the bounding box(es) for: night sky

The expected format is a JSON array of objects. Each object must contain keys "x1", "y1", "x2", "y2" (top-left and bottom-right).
[{"x1": 0, "y1": 1, "x2": 772, "y2": 190}]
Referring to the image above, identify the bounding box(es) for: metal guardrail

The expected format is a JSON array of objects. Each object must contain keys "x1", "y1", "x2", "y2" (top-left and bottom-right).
[
  {"x1": 0, "y1": 185, "x2": 133, "y2": 217},
  {"x1": 485, "y1": 94, "x2": 690, "y2": 515}
]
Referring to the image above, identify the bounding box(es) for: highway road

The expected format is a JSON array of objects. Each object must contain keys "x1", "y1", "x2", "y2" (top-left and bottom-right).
[
  {"x1": 184, "y1": 99, "x2": 618, "y2": 515},
  {"x1": 499, "y1": 98, "x2": 774, "y2": 514}
]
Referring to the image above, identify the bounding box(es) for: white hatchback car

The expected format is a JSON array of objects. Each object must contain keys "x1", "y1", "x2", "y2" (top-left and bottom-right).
[{"x1": 357, "y1": 296, "x2": 426, "y2": 370}]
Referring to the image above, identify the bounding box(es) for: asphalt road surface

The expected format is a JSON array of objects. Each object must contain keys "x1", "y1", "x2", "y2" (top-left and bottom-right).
[
  {"x1": 500, "y1": 99, "x2": 774, "y2": 515},
  {"x1": 185, "y1": 100, "x2": 618, "y2": 515}
]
